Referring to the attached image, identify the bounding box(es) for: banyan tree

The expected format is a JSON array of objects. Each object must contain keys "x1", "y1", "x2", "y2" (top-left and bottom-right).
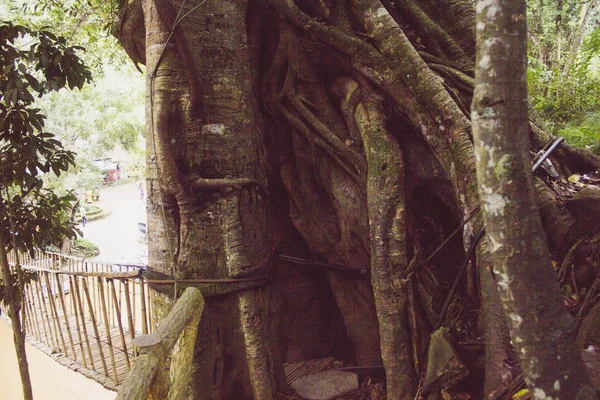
[{"x1": 114, "y1": 0, "x2": 600, "y2": 398}]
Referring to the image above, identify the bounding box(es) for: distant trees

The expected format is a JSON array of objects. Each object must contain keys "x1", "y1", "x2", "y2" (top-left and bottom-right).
[
  {"x1": 527, "y1": 0, "x2": 600, "y2": 150},
  {"x1": 0, "y1": 22, "x2": 91, "y2": 399}
]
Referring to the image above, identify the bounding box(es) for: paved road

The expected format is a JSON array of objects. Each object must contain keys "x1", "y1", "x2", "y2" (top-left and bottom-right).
[{"x1": 80, "y1": 182, "x2": 148, "y2": 265}]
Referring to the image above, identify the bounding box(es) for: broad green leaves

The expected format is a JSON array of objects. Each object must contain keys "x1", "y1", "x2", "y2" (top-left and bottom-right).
[{"x1": 0, "y1": 21, "x2": 92, "y2": 255}]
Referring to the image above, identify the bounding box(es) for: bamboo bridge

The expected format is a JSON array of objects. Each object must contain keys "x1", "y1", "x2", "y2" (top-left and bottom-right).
[
  {"x1": 5, "y1": 250, "x2": 154, "y2": 391},
  {"x1": 5, "y1": 250, "x2": 339, "y2": 398}
]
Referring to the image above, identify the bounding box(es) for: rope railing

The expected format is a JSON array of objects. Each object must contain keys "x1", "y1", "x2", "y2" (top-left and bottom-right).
[
  {"x1": 5, "y1": 249, "x2": 241, "y2": 394},
  {"x1": 5, "y1": 250, "x2": 154, "y2": 388},
  {"x1": 116, "y1": 287, "x2": 204, "y2": 400}
]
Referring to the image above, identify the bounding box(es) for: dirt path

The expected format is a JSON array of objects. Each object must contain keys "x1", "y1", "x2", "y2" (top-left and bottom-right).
[
  {"x1": 0, "y1": 320, "x2": 116, "y2": 399},
  {"x1": 80, "y1": 181, "x2": 147, "y2": 264}
]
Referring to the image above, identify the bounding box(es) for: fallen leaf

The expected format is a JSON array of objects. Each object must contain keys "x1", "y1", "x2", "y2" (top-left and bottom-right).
[{"x1": 568, "y1": 174, "x2": 581, "y2": 183}]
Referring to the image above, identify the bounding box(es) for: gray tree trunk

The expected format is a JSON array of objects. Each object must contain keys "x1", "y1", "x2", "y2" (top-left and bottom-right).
[
  {"x1": 472, "y1": 0, "x2": 597, "y2": 398},
  {"x1": 142, "y1": 0, "x2": 277, "y2": 398}
]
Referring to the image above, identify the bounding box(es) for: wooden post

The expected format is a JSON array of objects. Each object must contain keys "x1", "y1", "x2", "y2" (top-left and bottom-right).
[
  {"x1": 168, "y1": 303, "x2": 203, "y2": 399},
  {"x1": 116, "y1": 288, "x2": 204, "y2": 400},
  {"x1": 123, "y1": 280, "x2": 135, "y2": 340},
  {"x1": 98, "y1": 277, "x2": 119, "y2": 384},
  {"x1": 140, "y1": 277, "x2": 148, "y2": 335},
  {"x1": 22, "y1": 291, "x2": 35, "y2": 338},
  {"x1": 44, "y1": 272, "x2": 69, "y2": 356},
  {"x1": 26, "y1": 289, "x2": 42, "y2": 340},
  {"x1": 132, "y1": 278, "x2": 136, "y2": 331},
  {"x1": 69, "y1": 276, "x2": 88, "y2": 368},
  {"x1": 115, "y1": 342, "x2": 160, "y2": 400},
  {"x1": 55, "y1": 274, "x2": 77, "y2": 360},
  {"x1": 33, "y1": 276, "x2": 53, "y2": 349},
  {"x1": 110, "y1": 279, "x2": 130, "y2": 369},
  {"x1": 82, "y1": 278, "x2": 109, "y2": 377},
  {"x1": 73, "y1": 277, "x2": 95, "y2": 370},
  {"x1": 147, "y1": 281, "x2": 153, "y2": 334}
]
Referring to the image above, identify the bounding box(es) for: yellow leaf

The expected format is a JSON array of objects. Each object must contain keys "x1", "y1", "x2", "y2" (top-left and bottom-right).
[
  {"x1": 512, "y1": 388, "x2": 530, "y2": 399},
  {"x1": 568, "y1": 174, "x2": 581, "y2": 183}
]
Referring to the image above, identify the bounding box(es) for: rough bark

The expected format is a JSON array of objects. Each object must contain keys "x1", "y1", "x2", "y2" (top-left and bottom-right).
[
  {"x1": 113, "y1": 0, "x2": 600, "y2": 398},
  {"x1": 142, "y1": 0, "x2": 276, "y2": 398},
  {"x1": 472, "y1": 0, "x2": 597, "y2": 398}
]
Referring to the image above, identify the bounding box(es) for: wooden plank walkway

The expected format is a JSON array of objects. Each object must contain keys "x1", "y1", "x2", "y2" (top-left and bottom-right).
[{"x1": 23, "y1": 309, "x2": 135, "y2": 391}]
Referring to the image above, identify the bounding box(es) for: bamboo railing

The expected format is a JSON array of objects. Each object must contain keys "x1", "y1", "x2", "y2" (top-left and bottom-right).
[
  {"x1": 116, "y1": 287, "x2": 204, "y2": 400},
  {"x1": 4, "y1": 250, "x2": 155, "y2": 388}
]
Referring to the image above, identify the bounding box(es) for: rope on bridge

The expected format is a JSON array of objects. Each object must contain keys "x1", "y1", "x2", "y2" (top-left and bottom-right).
[
  {"x1": 5, "y1": 250, "x2": 153, "y2": 389},
  {"x1": 5, "y1": 249, "x2": 272, "y2": 390}
]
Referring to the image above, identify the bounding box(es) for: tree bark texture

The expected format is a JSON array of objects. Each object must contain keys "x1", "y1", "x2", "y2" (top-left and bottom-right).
[
  {"x1": 115, "y1": 0, "x2": 600, "y2": 398},
  {"x1": 472, "y1": 0, "x2": 597, "y2": 398},
  {"x1": 143, "y1": 0, "x2": 276, "y2": 398}
]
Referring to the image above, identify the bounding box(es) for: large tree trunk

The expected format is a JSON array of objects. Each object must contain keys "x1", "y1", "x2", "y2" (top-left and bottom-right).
[
  {"x1": 115, "y1": 0, "x2": 600, "y2": 398},
  {"x1": 142, "y1": 0, "x2": 277, "y2": 398},
  {"x1": 472, "y1": 0, "x2": 596, "y2": 397}
]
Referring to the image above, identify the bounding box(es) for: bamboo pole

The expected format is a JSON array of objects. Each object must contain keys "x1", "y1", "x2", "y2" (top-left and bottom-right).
[
  {"x1": 147, "y1": 281, "x2": 153, "y2": 334},
  {"x1": 73, "y1": 277, "x2": 95, "y2": 370},
  {"x1": 69, "y1": 276, "x2": 88, "y2": 368},
  {"x1": 22, "y1": 291, "x2": 35, "y2": 338},
  {"x1": 55, "y1": 274, "x2": 77, "y2": 361},
  {"x1": 20, "y1": 265, "x2": 140, "y2": 279},
  {"x1": 25, "y1": 289, "x2": 42, "y2": 340},
  {"x1": 140, "y1": 278, "x2": 148, "y2": 335},
  {"x1": 132, "y1": 279, "x2": 136, "y2": 331},
  {"x1": 82, "y1": 278, "x2": 109, "y2": 377},
  {"x1": 110, "y1": 279, "x2": 130, "y2": 369},
  {"x1": 123, "y1": 280, "x2": 135, "y2": 341},
  {"x1": 44, "y1": 272, "x2": 68, "y2": 356},
  {"x1": 35, "y1": 274, "x2": 57, "y2": 351},
  {"x1": 119, "y1": 268, "x2": 124, "y2": 325},
  {"x1": 32, "y1": 276, "x2": 51, "y2": 346},
  {"x1": 109, "y1": 269, "x2": 115, "y2": 328},
  {"x1": 25, "y1": 289, "x2": 39, "y2": 340},
  {"x1": 98, "y1": 277, "x2": 119, "y2": 383}
]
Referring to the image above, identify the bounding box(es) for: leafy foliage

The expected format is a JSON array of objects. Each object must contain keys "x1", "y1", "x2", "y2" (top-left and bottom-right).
[
  {"x1": 0, "y1": 269, "x2": 36, "y2": 304},
  {"x1": 69, "y1": 238, "x2": 99, "y2": 258},
  {"x1": 4, "y1": 0, "x2": 128, "y2": 71},
  {"x1": 0, "y1": 21, "x2": 92, "y2": 255},
  {"x1": 527, "y1": 1, "x2": 600, "y2": 153}
]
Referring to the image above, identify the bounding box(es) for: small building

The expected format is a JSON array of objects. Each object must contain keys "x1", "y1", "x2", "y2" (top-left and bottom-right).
[{"x1": 93, "y1": 158, "x2": 128, "y2": 184}]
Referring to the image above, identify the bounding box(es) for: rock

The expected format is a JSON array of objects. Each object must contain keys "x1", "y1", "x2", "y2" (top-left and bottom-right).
[
  {"x1": 581, "y1": 349, "x2": 600, "y2": 392},
  {"x1": 566, "y1": 186, "x2": 600, "y2": 234},
  {"x1": 577, "y1": 301, "x2": 600, "y2": 349},
  {"x1": 290, "y1": 370, "x2": 359, "y2": 400},
  {"x1": 422, "y1": 328, "x2": 468, "y2": 399}
]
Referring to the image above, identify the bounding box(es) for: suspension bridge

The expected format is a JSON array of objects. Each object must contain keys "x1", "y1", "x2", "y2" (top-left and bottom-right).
[
  {"x1": 5, "y1": 250, "x2": 154, "y2": 391},
  {"x1": 5, "y1": 250, "x2": 357, "y2": 398}
]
